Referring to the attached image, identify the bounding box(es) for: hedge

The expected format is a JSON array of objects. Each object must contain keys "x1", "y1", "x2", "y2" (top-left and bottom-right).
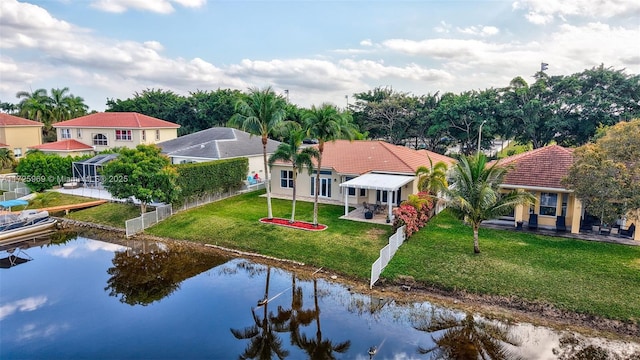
[{"x1": 175, "y1": 157, "x2": 248, "y2": 202}]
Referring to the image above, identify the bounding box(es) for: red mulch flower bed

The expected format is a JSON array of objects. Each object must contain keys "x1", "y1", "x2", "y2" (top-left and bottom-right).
[{"x1": 259, "y1": 218, "x2": 327, "y2": 231}]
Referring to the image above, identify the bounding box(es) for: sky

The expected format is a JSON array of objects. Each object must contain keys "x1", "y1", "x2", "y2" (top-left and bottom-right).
[{"x1": 1, "y1": 0, "x2": 639, "y2": 112}]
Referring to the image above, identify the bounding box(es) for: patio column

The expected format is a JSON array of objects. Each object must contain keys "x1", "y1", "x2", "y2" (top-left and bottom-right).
[
  {"x1": 570, "y1": 197, "x2": 582, "y2": 234},
  {"x1": 344, "y1": 187, "x2": 349, "y2": 216},
  {"x1": 387, "y1": 190, "x2": 393, "y2": 222},
  {"x1": 514, "y1": 204, "x2": 523, "y2": 226}
]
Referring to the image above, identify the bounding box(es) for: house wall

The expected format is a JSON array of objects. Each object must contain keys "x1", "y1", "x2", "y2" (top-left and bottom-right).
[
  {"x1": 39, "y1": 150, "x2": 95, "y2": 157},
  {"x1": 170, "y1": 154, "x2": 268, "y2": 180},
  {"x1": 270, "y1": 164, "x2": 415, "y2": 206},
  {"x1": 57, "y1": 127, "x2": 177, "y2": 152},
  {"x1": 0, "y1": 126, "x2": 43, "y2": 158}
]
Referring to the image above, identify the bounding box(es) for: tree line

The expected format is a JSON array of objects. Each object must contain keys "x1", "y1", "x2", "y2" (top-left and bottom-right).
[{"x1": 2, "y1": 64, "x2": 638, "y2": 155}]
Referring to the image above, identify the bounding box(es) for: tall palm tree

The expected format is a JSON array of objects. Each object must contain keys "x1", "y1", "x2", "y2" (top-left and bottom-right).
[
  {"x1": 16, "y1": 88, "x2": 50, "y2": 123},
  {"x1": 65, "y1": 95, "x2": 89, "y2": 118},
  {"x1": 295, "y1": 279, "x2": 351, "y2": 359},
  {"x1": 269, "y1": 129, "x2": 319, "y2": 223},
  {"x1": 49, "y1": 87, "x2": 72, "y2": 123},
  {"x1": 304, "y1": 103, "x2": 356, "y2": 226},
  {"x1": 230, "y1": 87, "x2": 288, "y2": 219},
  {"x1": 414, "y1": 312, "x2": 523, "y2": 359},
  {"x1": 445, "y1": 154, "x2": 535, "y2": 253}
]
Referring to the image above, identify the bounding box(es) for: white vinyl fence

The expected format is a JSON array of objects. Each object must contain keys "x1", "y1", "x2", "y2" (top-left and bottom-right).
[
  {"x1": 125, "y1": 204, "x2": 173, "y2": 237},
  {"x1": 370, "y1": 225, "x2": 406, "y2": 288},
  {"x1": 0, "y1": 177, "x2": 31, "y2": 201}
]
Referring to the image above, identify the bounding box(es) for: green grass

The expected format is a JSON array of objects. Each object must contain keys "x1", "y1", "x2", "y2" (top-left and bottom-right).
[
  {"x1": 28, "y1": 192, "x2": 95, "y2": 209},
  {"x1": 383, "y1": 210, "x2": 640, "y2": 322},
  {"x1": 147, "y1": 191, "x2": 392, "y2": 278},
  {"x1": 66, "y1": 202, "x2": 143, "y2": 228}
]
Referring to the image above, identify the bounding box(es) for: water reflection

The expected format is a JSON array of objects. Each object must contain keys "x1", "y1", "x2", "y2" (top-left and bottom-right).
[
  {"x1": 105, "y1": 242, "x2": 229, "y2": 306},
  {"x1": 413, "y1": 311, "x2": 523, "y2": 360}
]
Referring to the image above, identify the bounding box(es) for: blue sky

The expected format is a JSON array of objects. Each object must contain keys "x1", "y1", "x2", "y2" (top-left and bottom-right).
[{"x1": 1, "y1": 0, "x2": 639, "y2": 112}]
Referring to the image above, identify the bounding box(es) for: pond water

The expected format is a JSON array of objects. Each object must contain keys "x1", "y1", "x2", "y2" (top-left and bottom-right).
[{"x1": 1, "y1": 235, "x2": 639, "y2": 360}]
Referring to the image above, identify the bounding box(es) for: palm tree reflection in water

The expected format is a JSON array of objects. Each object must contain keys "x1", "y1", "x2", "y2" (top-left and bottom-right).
[{"x1": 414, "y1": 311, "x2": 523, "y2": 360}]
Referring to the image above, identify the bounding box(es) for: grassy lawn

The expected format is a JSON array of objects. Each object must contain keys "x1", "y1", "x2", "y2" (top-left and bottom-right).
[
  {"x1": 66, "y1": 202, "x2": 142, "y2": 228},
  {"x1": 147, "y1": 191, "x2": 393, "y2": 279},
  {"x1": 383, "y1": 210, "x2": 640, "y2": 322},
  {"x1": 28, "y1": 192, "x2": 96, "y2": 209}
]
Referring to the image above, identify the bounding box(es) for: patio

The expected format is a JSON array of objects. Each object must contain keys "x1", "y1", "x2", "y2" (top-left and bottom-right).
[
  {"x1": 339, "y1": 205, "x2": 394, "y2": 225},
  {"x1": 482, "y1": 219, "x2": 639, "y2": 246}
]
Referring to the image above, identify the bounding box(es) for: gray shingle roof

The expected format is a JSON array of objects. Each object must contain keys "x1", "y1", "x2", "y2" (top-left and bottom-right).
[{"x1": 157, "y1": 127, "x2": 281, "y2": 159}]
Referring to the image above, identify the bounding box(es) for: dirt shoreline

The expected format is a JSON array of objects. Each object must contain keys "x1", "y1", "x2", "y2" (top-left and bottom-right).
[{"x1": 71, "y1": 227, "x2": 640, "y2": 342}]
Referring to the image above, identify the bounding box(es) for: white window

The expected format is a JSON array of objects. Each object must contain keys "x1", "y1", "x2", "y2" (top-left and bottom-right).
[
  {"x1": 115, "y1": 129, "x2": 132, "y2": 141},
  {"x1": 13, "y1": 148, "x2": 22, "y2": 157},
  {"x1": 280, "y1": 170, "x2": 293, "y2": 188},
  {"x1": 77, "y1": 129, "x2": 82, "y2": 138},
  {"x1": 60, "y1": 129, "x2": 71, "y2": 139},
  {"x1": 142, "y1": 130, "x2": 146, "y2": 141},
  {"x1": 93, "y1": 134, "x2": 108, "y2": 146},
  {"x1": 155, "y1": 130, "x2": 160, "y2": 141},
  {"x1": 539, "y1": 192, "x2": 558, "y2": 216}
]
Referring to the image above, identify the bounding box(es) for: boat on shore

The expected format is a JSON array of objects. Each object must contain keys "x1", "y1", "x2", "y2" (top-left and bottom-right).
[{"x1": 0, "y1": 200, "x2": 57, "y2": 242}]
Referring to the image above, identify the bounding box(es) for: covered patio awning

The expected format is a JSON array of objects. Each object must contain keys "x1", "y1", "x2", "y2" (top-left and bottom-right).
[
  {"x1": 339, "y1": 173, "x2": 415, "y2": 221},
  {"x1": 339, "y1": 173, "x2": 414, "y2": 191}
]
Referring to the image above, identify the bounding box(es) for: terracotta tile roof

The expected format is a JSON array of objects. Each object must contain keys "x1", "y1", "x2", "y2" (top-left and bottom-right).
[
  {"x1": 0, "y1": 143, "x2": 8, "y2": 148},
  {"x1": 312, "y1": 140, "x2": 456, "y2": 175},
  {"x1": 54, "y1": 112, "x2": 180, "y2": 129},
  {"x1": 492, "y1": 145, "x2": 574, "y2": 189},
  {"x1": 29, "y1": 139, "x2": 94, "y2": 151},
  {"x1": 416, "y1": 149, "x2": 458, "y2": 166},
  {"x1": 0, "y1": 113, "x2": 43, "y2": 127}
]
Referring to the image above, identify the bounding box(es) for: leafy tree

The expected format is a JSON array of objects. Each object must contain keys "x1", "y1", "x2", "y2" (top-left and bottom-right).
[
  {"x1": 229, "y1": 87, "x2": 288, "y2": 219},
  {"x1": 187, "y1": 89, "x2": 243, "y2": 133},
  {"x1": 269, "y1": 129, "x2": 319, "y2": 223},
  {"x1": 101, "y1": 144, "x2": 180, "y2": 214},
  {"x1": 15, "y1": 152, "x2": 84, "y2": 191},
  {"x1": 304, "y1": 103, "x2": 356, "y2": 226},
  {"x1": 563, "y1": 119, "x2": 640, "y2": 224},
  {"x1": 445, "y1": 154, "x2": 535, "y2": 253}
]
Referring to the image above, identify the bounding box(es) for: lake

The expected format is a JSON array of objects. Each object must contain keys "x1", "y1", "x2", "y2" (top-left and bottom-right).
[{"x1": 1, "y1": 234, "x2": 638, "y2": 359}]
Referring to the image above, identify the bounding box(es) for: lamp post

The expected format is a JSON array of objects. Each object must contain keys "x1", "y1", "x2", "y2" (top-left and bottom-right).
[
  {"x1": 477, "y1": 120, "x2": 487, "y2": 155},
  {"x1": 284, "y1": 89, "x2": 289, "y2": 102}
]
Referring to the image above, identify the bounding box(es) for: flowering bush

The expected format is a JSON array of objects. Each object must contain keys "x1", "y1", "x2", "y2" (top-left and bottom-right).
[{"x1": 393, "y1": 192, "x2": 435, "y2": 238}]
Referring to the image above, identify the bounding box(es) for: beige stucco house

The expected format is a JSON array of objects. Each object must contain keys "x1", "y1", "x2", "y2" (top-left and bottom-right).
[
  {"x1": 270, "y1": 140, "x2": 455, "y2": 221},
  {"x1": 493, "y1": 145, "x2": 638, "y2": 241},
  {"x1": 0, "y1": 113, "x2": 43, "y2": 158},
  {"x1": 52, "y1": 112, "x2": 179, "y2": 152}
]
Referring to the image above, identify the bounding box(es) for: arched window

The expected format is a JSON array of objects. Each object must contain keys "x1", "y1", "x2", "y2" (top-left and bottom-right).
[{"x1": 93, "y1": 134, "x2": 108, "y2": 146}]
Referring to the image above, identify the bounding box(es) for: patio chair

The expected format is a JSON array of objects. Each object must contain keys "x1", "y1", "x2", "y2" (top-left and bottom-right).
[
  {"x1": 363, "y1": 201, "x2": 371, "y2": 213},
  {"x1": 556, "y1": 215, "x2": 567, "y2": 232},
  {"x1": 527, "y1": 214, "x2": 538, "y2": 231},
  {"x1": 620, "y1": 223, "x2": 635, "y2": 238}
]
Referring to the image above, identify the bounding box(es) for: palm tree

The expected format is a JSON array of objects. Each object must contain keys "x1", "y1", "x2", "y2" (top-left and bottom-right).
[
  {"x1": 230, "y1": 266, "x2": 292, "y2": 359},
  {"x1": 304, "y1": 103, "x2": 356, "y2": 226},
  {"x1": 414, "y1": 312, "x2": 523, "y2": 359},
  {"x1": 416, "y1": 157, "x2": 449, "y2": 196},
  {"x1": 65, "y1": 95, "x2": 89, "y2": 118},
  {"x1": 445, "y1": 154, "x2": 535, "y2": 253},
  {"x1": 295, "y1": 279, "x2": 351, "y2": 359},
  {"x1": 230, "y1": 87, "x2": 288, "y2": 219},
  {"x1": 49, "y1": 87, "x2": 72, "y2": 123},
  {"x1": 269, "y1": 129, "x2": 319, "y2": 223},
  {"x1": 0, "y1": 148, "x2": 15, "y2": 170},
  {"x1": 16, "y1": 88, "x2": 50, "y2": 123}
]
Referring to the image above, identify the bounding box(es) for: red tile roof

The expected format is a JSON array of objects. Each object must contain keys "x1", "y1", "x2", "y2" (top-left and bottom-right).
[
  {"x1": 312, "y1": 140, "x2": 456, "y2": 175},
  {"x1": 54, "y1": 112, "x2": 180, "y2": 129},
  {"x1": 0, "y1": 143, "x2": 8, "y2": 148},
  {"x1": 417, "y1": 149, "x2": 458, "y2": 166},
  {"x1": 29, "y1": 139, "x2": 94, "y2": 151},
  {"x1": 493, "y1": 145, "x2": 574, "y2": 189},
  {"x1": 0, "y1": 113, "x2": 43, "y2": 127}
]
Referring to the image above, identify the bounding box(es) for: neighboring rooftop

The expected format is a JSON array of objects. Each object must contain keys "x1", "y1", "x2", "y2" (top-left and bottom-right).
[
  {"x1": 29, "y1": 139, "x2": 94, "y2": 151},
  {"x1": 0, "y1": 113, "x2": 44, "y2": 127},
  {"x1": 312, "y1": 140, "x2": 456, "y2": 175},
  {"x1": 493, "y1": 145, "x2": 574, "y2": 189},
  {"x1": 158, "y1": 127, "x2": 280, "y2": 159},
  {"x1": 53, "y1": 112, "x2": 180, "y2": 129}
]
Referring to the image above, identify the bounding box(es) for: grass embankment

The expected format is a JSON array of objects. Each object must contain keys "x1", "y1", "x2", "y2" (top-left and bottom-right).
[
  {"x1": 147, "y1": 191, "x2": 392, "y2": 279},
  {"x1": 28, "y1": 192, "x2": 95, "y2": 209},
  {"x1": 66, "y1": 202, "x2": 142, "y2": 228},
  {"x1": 383, "y1": 210, "x2": 640, "y2": 322}
]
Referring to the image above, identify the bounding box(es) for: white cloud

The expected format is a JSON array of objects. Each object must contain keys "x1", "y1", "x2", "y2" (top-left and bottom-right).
[
  {"x1": 91, "y1": 0, "x2": 206, "y2": 14},
  {"x1": 0, "y1": 296, "x2": 48, "y2": 320},
  {"x1": 434, "y1": 20, "x2": 451, "y2": 34},
  {"x1": 360, "y1": 39, "x2": 373, "y2": 47},
  {"x1": 514, "y1": 0, "x2": 640, "y2": 23},
  {"x1": 457, "y1": 25, "x2": 500, "y2": 37}
]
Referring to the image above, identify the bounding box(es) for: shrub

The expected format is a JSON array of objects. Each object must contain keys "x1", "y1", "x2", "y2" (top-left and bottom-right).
[
  {"x1": 175, "y1": 157, "x2": 248, "y2": 203},
  {"x1": 393, "y1": 192, "x2": 434, "y2": 238}
]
